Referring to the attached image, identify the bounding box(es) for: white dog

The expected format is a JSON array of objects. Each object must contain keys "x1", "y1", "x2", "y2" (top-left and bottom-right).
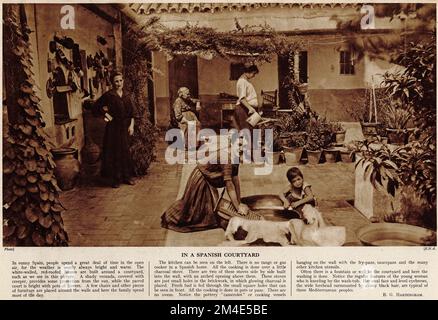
[
  {"x1": 225, "y1": 217, "x2": 293, "y2": 246},
  {"x1": 290, "y1": 205, "x2": 346, "y2": 246},
  {"x1": 224, "y1": 205, "x2": 345, "y2": 246}
]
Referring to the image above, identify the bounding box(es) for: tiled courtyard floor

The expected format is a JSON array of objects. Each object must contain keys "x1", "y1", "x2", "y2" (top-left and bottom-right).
[{"x1": 62, "y1": 138, "x2": 370, "y2": 246}]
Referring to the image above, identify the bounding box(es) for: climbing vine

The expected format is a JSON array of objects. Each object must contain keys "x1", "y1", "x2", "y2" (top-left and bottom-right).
[
  {"x1": 125, "y1": 18, "x2": 304, "y2": 63},
  {"x1": 3, "y1": 4, "x2": 68, "y2": 246},
  {"x1": 122, "y1": 17, "x2": 158, "y2": 176}
]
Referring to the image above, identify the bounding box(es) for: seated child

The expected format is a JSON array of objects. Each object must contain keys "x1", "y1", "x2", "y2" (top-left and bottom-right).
[{"x1": 279, "y1": 167, "x2": 316, "y2": 218}]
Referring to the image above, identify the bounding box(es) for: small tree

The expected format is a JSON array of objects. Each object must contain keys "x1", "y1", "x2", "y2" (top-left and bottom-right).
[{"x1": 355, "y1": 38, "x2": 436, "y2": 230}]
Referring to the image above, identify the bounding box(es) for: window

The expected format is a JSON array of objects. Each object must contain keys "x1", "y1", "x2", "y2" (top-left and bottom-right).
[{"x1": 340, "y1": 51, "x2": 355, "y2": 75}]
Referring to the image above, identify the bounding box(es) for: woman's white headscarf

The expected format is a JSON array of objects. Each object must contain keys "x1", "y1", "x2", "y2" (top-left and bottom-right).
[{"x1": 177, "y1": 87, "x2": 190, "y2": 98}]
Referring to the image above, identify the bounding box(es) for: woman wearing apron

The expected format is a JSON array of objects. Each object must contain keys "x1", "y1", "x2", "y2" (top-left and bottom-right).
[{"x1": 233, "y1": 64, "x2": 259, "y2": 131}]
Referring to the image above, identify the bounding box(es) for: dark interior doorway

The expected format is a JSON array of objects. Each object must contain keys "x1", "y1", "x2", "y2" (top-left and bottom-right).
[
  {"x1": 53, "y1": 67, "x2": 70, "y2": 124},
  {"x1": 277, "y1": 51, "x2": 308, "y2": 109},
  {"x1": 168, "y1": 55, "x2": 199, "y2": 127}
]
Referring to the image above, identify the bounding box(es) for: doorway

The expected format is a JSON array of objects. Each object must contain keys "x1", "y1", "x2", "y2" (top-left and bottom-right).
[
  {"x1": 278, "y1": 51, "x2": 308, "y2": 109},
  {"x1": 168, "y1": 55, "x2": 199, "y2": 127}
]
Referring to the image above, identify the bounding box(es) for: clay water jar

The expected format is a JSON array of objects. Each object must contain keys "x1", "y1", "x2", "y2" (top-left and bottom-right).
[{"x1": 52, "y1": 147, "x2": 80, "y2": 190}]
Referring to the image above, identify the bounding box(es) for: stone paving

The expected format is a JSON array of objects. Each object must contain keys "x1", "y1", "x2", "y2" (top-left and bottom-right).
[{"x1": 62, "y1": 138, "x2": 370, "y2": 247}]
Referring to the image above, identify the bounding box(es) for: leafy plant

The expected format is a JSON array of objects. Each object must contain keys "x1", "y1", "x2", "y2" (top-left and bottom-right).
[
  {"x1": 122, "y1": 20, "x2": 159, "y2": 176},
  {"x1": 258, "y1": 121, "x2": 282, "y2": 152},
  {"x1": 353, "y1": 140, "x2": 401, "y2": 196},
  {"x1": 382, "y1": 40, "x2": 436, "y2": 138},
  {"x1": 331, "y1": 122, "x2": 344, "y2": 132},
  {"x1": 128, "y1": 18, "x2": 304, "y2": 64},
  {"x1": 289, "y1": 131, "x2": 307, "y2": 148},
  {"x1": 3, "y1": 4, "x2": 68, "y2": 246},
  {"x1": 305, "y1": 116, "x2": 333, "y2": 151},
  {"x1": 280, "y1": 73, "x2": 306, "y2": 110},
  {"x1": 346, "y1": 88, "x2": 389, "y2": 123},
  {"x1": 380, "y1": 101, "x2": 414, "y2": 129},
  {"x1": 275, "y1": 112, "x2": 308, "y2": 134},
  {"x1": 354, "y1": 133, "x2": 436, "y2": 229}
]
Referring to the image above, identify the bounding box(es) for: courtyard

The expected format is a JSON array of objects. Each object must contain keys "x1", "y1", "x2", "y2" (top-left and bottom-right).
[{"x1": 61, "y1": 137, "x2": 370, "y2": 247}]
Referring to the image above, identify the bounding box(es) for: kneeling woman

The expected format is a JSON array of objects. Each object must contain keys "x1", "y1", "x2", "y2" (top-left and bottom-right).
[{"x1": 161, "y1": 162, "x2": 249, "y2": 232}]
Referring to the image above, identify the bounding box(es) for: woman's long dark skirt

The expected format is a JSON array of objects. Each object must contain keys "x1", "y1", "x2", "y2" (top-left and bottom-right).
[{"x1": 161, "y1": 168, "x2": 219, "y2": 232}]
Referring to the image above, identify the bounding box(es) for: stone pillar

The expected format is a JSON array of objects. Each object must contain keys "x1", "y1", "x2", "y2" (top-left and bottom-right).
[{"x1": 354, "y1": 153, "x2": 401, "y2": 220}]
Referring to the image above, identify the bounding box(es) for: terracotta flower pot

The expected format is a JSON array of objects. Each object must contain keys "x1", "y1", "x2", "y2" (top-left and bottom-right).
[
  {"x1": 386, "y1": 128, "x2": 408, "y2": 145},
  {"x1": 324, "y1": 149, "x2": 339, "y2": 163},
  {"x1": 265, "y1": 151, "x2": 281, "y2": 165},
  {"x1": 283, "y1": 146, "x2": 303, "y2": 165},
  {"x1": 339, "y1": 150, "x2": 354, "y2": 163},
  {"x1": 361, "y1": 122, "x2": 379, "y2": 140},
  {"x1": 306, "y1": 149, "x2": 322, "y2": 165},
  {"x1": 335, "y1": 130, "x2": 346, "y2": 144},
  {"x1": 278, "y1": 133, "x2": 291, "y2": 148},
  {"x1": 52, "y1": 147, "x2": 80, "y2": 191}
]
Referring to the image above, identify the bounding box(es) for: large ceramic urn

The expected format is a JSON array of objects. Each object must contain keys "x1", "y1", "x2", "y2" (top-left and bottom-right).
[{"x1": 51, "y1": 147, "x2": 80, "y2": 190}]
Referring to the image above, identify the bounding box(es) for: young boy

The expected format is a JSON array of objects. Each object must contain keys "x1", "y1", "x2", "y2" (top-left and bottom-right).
[{"x1": 279, "y1": 167, "x2": 317, "y2": 218}]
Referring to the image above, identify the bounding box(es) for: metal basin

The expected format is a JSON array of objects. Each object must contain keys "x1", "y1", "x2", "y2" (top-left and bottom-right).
[
  {"x1": 241, "y1": 194, "x2": 300, "y2": 221},
  {"x1": 357, "y1": 223, "x2": 436, "y2": 246}
]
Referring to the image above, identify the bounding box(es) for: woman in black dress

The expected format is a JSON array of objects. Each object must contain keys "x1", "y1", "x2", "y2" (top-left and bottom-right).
[{"x1": 94, "y1": 72, "x2": 135, "y2": 188}]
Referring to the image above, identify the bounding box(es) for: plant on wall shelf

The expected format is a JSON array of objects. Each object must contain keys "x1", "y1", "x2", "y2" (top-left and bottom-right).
[{"x1": 3, "y1": 4, "x2": 68, "y2": 246}]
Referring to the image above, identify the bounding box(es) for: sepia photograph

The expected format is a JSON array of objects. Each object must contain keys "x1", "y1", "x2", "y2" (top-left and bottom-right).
[{"x1": 2, "y1": 2, "x2": 437, "y2": 248}]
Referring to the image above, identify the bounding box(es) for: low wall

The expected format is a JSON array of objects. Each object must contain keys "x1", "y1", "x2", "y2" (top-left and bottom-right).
[{"x1": 308, "y1": 89, "x2": 366, "y2": 121}]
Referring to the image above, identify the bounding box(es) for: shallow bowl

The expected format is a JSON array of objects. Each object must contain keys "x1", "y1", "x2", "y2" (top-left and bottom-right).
[{"x1": 357, "y1": 223, "x2": 436, "y2": 246}]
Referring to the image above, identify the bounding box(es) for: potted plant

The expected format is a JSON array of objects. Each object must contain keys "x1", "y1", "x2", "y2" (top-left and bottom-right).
[
  {"x1": 359, "y1": 86, "x2": 386, "y2": 140},
  {"x1": 263, "y1": 134, "x2": 282, "y2": 165},
  {"x1": 258, "y1": 121, "x2": 282, "y2": 165},
  {"x1": 304, "y1": 116, "x2": 332, "y2": 164},
  {"x1": 381, "y1": 101, "x2": 414, "y2": 145},
  {"x1": 274, "y1": 112, "x2": 304, "y2": 148},
  {"x1": 283, "y1": 131, "x2": 306, "y2": 165},
  {"x1": 376, "y1": 124, "x2": 388, "y2": 144},
  {"x1": 352, "y1": 35, "x2": 436, "y2": 239},
  {"x1": 331, "y1": 122, "x2": 346, "y2": 144},
  {"x1": 324, "y1": 148, "x2": 340, "y2": 163},
  {"x1": 339, "y1": 146, "x2": 355, "y2": 163},
  {"x1": 353, "y1": 139, "x2": 436, "y2": 235}
]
